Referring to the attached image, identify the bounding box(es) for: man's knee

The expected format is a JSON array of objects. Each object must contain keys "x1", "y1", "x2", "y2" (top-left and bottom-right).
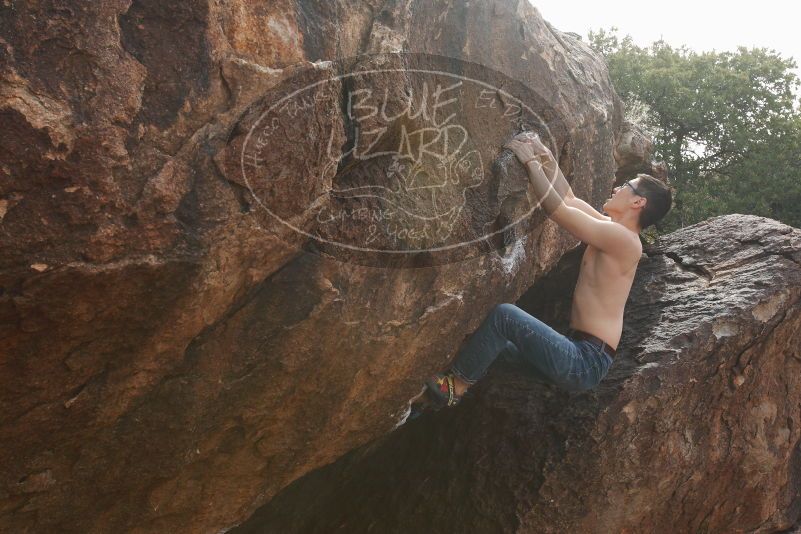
[{"x1": 492, "y1": 302, "x2": 518, "y2": 318}]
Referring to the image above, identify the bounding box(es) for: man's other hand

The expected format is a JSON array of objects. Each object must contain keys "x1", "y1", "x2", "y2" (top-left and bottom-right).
[
  {"x1": 507, "y1": 132, "x2": 555, "y2": 163},
  {"x1": 503, "y1": 137, "x2": 539, "y2": 166}
]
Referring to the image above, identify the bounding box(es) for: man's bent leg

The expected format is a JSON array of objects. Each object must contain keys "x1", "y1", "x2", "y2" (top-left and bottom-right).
[{"x1": 450, "y1": 303, "x2": 588, "y2": 390}]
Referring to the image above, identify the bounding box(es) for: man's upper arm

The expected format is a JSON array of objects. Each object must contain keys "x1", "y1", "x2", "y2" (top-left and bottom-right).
[
  {"x1": 549, "y1": 203, "x2": 635, "y2": 253},
  {"x1": 565, "y1": 196, "x2": 611, "y2": 221}
]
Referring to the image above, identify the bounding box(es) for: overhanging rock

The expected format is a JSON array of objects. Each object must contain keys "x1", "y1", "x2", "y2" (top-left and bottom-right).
[{"x1": 232, "y1": 214, "x2": 801, "y2": 534}]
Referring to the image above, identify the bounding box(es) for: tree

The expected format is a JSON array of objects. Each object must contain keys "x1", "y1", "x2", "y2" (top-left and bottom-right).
[{"x1": 588, "y1": 28, "x2": 801, "y2": 231}]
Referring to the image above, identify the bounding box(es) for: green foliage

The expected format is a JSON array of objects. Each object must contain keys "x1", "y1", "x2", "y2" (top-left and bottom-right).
[{"x1": 588, "y1": 28, "x2": 801, "y2": 232}]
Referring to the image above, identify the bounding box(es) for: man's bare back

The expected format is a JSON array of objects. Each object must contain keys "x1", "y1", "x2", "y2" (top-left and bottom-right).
[{"x1": 569, "y1": 238, "x2": 642, "y2": 350}]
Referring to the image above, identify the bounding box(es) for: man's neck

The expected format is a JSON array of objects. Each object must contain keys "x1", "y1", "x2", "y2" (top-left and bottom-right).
[{"x1": 608, "y1": 212, "x2": 642, "y2": 236}]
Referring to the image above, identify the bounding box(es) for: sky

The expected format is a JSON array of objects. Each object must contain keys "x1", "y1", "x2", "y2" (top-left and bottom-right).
[{"x1": 531, "y1": 0, "x2": 801, "y2": 82}]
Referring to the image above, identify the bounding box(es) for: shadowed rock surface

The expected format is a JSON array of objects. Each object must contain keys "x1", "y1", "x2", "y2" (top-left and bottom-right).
[
  {"x1": 0, "y1": 1, "x2": 636, "y2": 533},
  {"x1": 233, "y1": 215, "x2": 801, "y2": 534}
]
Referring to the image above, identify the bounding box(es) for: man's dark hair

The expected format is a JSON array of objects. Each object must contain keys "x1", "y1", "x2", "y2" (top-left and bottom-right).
[{"x1": 635, "y1": 173, "x2": 673, "y2": 229}]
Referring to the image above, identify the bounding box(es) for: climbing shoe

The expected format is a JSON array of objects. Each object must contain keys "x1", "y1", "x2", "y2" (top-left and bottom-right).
[{"x1": 424, "y1": 372, "x2": 462, "y2": 409}]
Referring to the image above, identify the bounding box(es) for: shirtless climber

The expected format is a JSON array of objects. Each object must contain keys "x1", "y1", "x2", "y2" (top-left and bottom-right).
[{"x1": 412, "y1": 132, "x2": 672, "y2": 413}]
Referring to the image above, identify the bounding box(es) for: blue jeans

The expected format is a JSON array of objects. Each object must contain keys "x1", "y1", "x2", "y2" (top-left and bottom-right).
[{"x1": 450, "y1": 303, "x2": 613, "y2": 392}]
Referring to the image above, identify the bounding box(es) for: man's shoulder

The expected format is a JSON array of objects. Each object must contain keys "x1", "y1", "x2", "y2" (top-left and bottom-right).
[
  {"x1": 605, "y1": 222, "x2": 642, "y2": 254},
  {"x1": 591, "y1": 232, "x2": 641, "y2": 266}
]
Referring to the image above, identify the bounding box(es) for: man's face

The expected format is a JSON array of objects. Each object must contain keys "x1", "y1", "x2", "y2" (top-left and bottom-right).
[{"x1": 602, "y1": 177, "x2": 644, "y2": 213}]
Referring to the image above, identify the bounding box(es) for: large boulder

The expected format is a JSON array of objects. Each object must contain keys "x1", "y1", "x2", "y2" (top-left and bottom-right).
[
  {"x1": 0, "y1": 1, "x2": 625, "y2": 532},
  {"x1": 614, "y1": 119, "x2": 668, "y2": 181},
  {"x1": 232, "y1": 214, "x2": 801, "y2": 534}
]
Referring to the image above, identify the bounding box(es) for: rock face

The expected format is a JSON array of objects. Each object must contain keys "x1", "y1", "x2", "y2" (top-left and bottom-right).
[
  {"x1": 232, "y1": 215, "x2": 801, "y2": 534},
  {"x1": 614, "y1": 120, "x2": 668, "y2": 182},
  {"x1": 0, "y1": 1, "x2": 627, "y2": 533}
]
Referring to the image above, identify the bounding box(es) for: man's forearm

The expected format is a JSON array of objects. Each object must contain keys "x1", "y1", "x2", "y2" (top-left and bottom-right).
[
  {"x1": 539, "y1": 157, "x2": 574, "y2": 200},
  {"x1": 538, "y1": 157, "x2": 610, "y2": 221},
  {"x1": 507, "y1": 133, "x2": 591, "y2": 218},
  {"x1": 524, "y1": 160, "x2": 568, "y2": 215}
]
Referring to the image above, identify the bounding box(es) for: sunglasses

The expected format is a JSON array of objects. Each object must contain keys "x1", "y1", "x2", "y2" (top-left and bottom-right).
[{"x1": 616, "y1": 180, "x2": 643, "y2": 197}]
